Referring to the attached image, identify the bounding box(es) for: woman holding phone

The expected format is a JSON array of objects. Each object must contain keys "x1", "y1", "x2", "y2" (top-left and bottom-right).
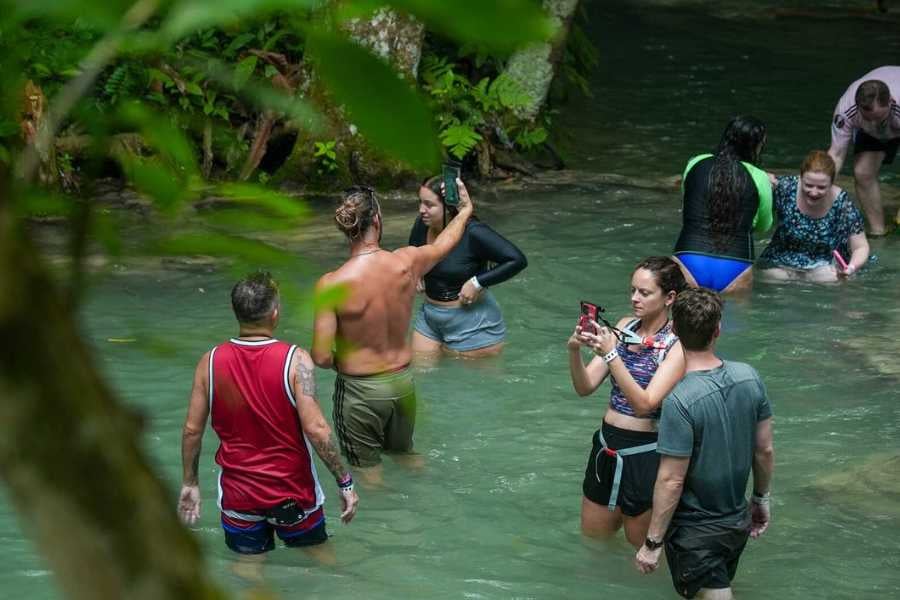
[
  {"x1": 408, "y1": 175, "x2": 527, "y2": 359},
  {"x1": 757, "y1": 150, "x2": 869, "y2": 283},
  {"x1": 568, "y1": 256, "x2": 686, "y2": 547}
]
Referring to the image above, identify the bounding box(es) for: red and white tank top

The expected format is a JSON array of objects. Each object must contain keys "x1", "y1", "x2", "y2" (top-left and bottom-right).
[{"x1": 209, "y1": 338, "x2": 324, "y2": 514}]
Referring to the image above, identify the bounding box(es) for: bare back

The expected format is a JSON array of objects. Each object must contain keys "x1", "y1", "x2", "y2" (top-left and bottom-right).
[{"x1": 319, "y1": 249, "x2": 420, "y2": 375}]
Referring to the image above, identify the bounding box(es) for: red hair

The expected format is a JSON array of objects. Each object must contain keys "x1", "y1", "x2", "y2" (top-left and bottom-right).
[{"x1": 800, "y1": 150, "x2": 836, "y2": 181}]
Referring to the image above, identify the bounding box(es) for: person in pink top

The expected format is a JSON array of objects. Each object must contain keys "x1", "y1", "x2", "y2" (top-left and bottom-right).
[
  {"x1": 827, "y1": 65, "x2": 900, "y2": 235},
  {"x1": 179, "y1": 271, "x2": 359, "y2": 557}
]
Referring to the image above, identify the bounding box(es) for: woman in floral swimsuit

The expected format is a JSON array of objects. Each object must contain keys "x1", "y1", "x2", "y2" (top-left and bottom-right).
[{"x1": 757, "y1": 150, "x2": 869, "y2": 283}]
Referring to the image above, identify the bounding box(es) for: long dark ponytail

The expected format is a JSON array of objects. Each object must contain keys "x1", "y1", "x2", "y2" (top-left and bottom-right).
[{"x1": 707, "y1": 115, "x2": 766, "y2": 249}]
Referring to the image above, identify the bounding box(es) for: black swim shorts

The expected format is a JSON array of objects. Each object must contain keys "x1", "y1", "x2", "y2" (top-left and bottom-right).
[
  {"x1": 854, "y1": 130, "x2": 900, "y2": 165},
  {"x1": 664, "y1": 521, "x2": 750, "y2": 599},
  {"x1": 581, "y1": 421, "x2": 659, "y2": 517}
]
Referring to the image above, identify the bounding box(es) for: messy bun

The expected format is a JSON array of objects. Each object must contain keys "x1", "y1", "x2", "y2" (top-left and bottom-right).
[{"x1": 335, "y1": 185, "x2": 380, "y2": 239}]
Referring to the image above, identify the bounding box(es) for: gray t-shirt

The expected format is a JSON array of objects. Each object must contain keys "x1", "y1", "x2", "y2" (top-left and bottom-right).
[{"x1": 658, "y1": 360, "x2": 772, "y2": 527}]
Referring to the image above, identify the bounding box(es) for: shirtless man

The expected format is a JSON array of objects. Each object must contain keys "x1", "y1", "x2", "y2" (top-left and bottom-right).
[
  {"x1": 828, "y1": 66, "x2": 900, "y2": 235},
  {"x1": 312, "y1": 183, "x2": 473, "y2": 484}
]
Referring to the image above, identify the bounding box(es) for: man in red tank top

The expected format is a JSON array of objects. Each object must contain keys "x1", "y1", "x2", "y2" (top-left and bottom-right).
[{"x1": 179, "y1": 272, "x2": 359, "y2": 555}]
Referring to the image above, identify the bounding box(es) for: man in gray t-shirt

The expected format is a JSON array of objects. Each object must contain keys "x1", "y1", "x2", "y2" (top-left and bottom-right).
[{"x1": 634, "y1": 289, "x2": 775, "y2": 600}]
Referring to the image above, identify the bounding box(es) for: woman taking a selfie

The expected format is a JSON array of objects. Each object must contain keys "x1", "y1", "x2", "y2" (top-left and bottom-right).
[
  {"x1": 408, "y1": 175, "x2": 527, "y2": 359},
  {"x1": 568, "y1": 256, "x2": 686, "y2": 547}
]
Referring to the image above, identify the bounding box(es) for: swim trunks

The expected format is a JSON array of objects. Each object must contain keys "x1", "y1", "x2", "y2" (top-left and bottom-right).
[
  {"x1": 582, "y1": 421, "x2": 659, "y2": 517},
  {"x1": 674, "y1": 252, "x2": 752, "y2": 292},
  {"x1": 414, "y1": 289, "x2": 506, "y2": 351},
  {"x1": 332, "y1": 366, "x2": 416, "y2": 468},
  {"x1": 854, "y1": 130, "x2": 900, "y2": 165},
  {"x1": 221, "y1": 507, "x2": 327, "y2": 554},
  {"x1": 664, "y1": 520, "x2": 750, "y2": 599}
]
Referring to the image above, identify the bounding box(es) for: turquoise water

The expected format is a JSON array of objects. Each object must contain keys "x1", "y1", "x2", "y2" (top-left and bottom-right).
[{"x1": 4, "y1": 3, "x2": 900, "y2": 599}]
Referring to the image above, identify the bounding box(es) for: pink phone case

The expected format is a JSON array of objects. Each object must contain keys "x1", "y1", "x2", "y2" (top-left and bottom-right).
[{"x1": 832, "y1": 249, "x2": 849, "y2": 271}]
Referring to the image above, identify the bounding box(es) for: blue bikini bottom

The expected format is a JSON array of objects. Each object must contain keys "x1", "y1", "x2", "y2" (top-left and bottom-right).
[{"x1": 674, "y1": 252, "x2": 752, "y2": 292}]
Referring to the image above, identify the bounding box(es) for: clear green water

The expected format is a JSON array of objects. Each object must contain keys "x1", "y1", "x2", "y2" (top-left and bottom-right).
[{"x1": 4, "y1": 4, "x2": 900, "y2": 600}]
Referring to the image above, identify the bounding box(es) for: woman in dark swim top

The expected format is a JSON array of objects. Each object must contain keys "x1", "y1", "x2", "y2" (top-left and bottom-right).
[
  {"x1": 408, "y1": 176, "x2": 527, "y2": 359},
  {"x1": 673, "y1": 115, "x2": 774, "y2": 293}
]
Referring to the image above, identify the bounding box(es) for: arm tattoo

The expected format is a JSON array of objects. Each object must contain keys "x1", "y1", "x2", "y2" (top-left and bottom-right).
[
  {"x1": 312, "y1": 435, "x2": 347, "y2": 480},
  {"x1": 296, "y1": 360, "x2": 317, "y2": 399}
]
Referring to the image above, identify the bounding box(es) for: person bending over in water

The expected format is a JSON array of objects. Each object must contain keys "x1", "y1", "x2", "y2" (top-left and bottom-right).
[
  {"x1": 672, "y1": 115, "x2": 774, "y2": 293},
  {"x1": 312, "y1": 184, "x2": 473, "y2": 485},
  {"x1": 757, "y1": 150, "x2": 869, "y2": 283},
  {"x1": 568, "y1": 257, "x2": 686, "y2": 547},
  {"x1": 408, "y1": 176, "x2": 527, "y2": 360}
]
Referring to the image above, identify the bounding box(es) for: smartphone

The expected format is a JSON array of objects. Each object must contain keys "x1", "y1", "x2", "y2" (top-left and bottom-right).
[
  {"x1": 579, "y1": 301, "x2": 599, "y2": 335},
  {"x1": 833, "y1": 249, "x2": 849, "y2": 271},
  {"x1": 442, "y1": 162, "x2": 461, "y2": 207}
]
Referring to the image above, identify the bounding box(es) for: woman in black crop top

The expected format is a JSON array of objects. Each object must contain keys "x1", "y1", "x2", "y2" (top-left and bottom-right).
[{"x1": 408, "y1": 176, "x2": 527, "y2": 359}]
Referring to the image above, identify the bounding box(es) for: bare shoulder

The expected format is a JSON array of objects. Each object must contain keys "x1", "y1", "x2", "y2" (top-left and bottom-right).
[{"x1": 616, "y1": 316, "x2": 635, "y2": 329}]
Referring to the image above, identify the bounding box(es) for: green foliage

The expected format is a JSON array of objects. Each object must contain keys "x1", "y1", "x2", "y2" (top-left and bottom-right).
[
  {"x1": 313, "y1": 140, "x2": 338, "y2": 175},
  {"x1": 306, "y1": 30, "x2": 440, "y2": 171},
  {"x1": 421, "y1": 53, "x2": 548, "y2": 160}
]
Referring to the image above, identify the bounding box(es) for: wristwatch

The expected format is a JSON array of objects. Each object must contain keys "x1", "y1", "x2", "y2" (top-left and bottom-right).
[{"x1": 644, "y1": 536, "x2": 664, "y2": 550}]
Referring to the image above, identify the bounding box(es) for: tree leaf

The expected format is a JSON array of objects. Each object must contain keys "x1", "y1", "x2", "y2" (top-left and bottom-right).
[
  {"x1": 156, "y1": 232, "x2": 294, "y2": 268},
  {"x1": 233, "y1": 56, "x2": 258, "y2": 90},
  {"x1": 341, "y1": 0, "x2": 554, "y2": 53},
  {"x1": 213, "y1": 182, "x2": 309, "y2": 220},
  {"x1": 162, "y1": 0, "x2": 319, "y2": 41},
  {"x1": 306, "y1": 31, "x2": 440, "y2": 171}
]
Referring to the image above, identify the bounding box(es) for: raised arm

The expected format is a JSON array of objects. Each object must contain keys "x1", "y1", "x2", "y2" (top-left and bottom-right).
[
  {"x1": 567, "y1": 325, "x2": 611, "y2": 396},
  {"x1": 311, "y1": 274, "x2": 339, "y2": 369},
  {"x1": 291, "y1": 349, "x2": 358, "y2": 523},
  {"x1": 178, "y1": 351, "x2": 211, "y2": 525},
  {"x1": 584, "y1": 318, "x2": 686, "y2": 416},
  {"x1": 398, "y1": 179, "x2": 474, "y2": 279}
]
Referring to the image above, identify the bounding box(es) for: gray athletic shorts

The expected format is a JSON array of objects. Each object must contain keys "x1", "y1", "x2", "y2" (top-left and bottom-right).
[{"x1": 414, "y1": 290, "x2": 506, "y2": 351}]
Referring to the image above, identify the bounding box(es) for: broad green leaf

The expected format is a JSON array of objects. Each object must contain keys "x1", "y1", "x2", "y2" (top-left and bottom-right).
[
  {"x1": 156, "y1": 232, "x2": 294, "y2": 267},
  {"x1": 306, "y1": 31, "x2": 440, "y2": 171},
  {"x1": 9, "y1": 0, "x2": 135, "y2": 30},
  {"x1": 119, "y1": 156, "x2": 189, "y2": 213},
  {"x1": 224, "y1": 32, "x2": 256, "y2": 56},
  {"x1": 340, "y1": 0, "x2": 554, "y2": 53},
  {"x1": 233, "y1": 56, "x2": 258, "y2": 90},
  {"x1": 117, "y1": 103, "x2": 197, "y2": 174},
  {"x1": 13, "y1": 190, "x2": 71, "y2": 218},
  {"x1": 198, "y1": 210, "x2": 299, "y2": 232},
  {"x1": 214, "y1": 183, "x2": 309, "y2": 220},
  {"x1": 92, "y1": 211, "x2": 123, "y2": 258},
  {"x1": 313, "y1": 281, "x2": 350, "y2": 311},
  {"x1": 162, "y1": 0, "x2": 318, "y2": 41}
]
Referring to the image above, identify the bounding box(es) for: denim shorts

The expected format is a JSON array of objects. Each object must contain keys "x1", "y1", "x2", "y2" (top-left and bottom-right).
[{"x1": 414, "y1": 290, "x2": 506, "y2": 351}]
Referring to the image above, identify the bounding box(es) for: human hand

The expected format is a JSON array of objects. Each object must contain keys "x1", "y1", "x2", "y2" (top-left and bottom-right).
[
  {"x1": 339, "y1": 487, "x2": 359, "y2": 524},
  {"x1": 750, "y1": 497, "x2": 770, "y2": 539},
  {"x1": 568, "y1": 325, "x2": 592, "y2": 351},
  {"x1": 458, "y1": 278, "x2": 483, "y2": 306},
  {"x1": 416, "y1": 278, "x2": 425, "y2": 293},
  {"x1": 836, "y1": 263, "x2": 856, "y2": 279},
  {"x1": 178, "y1": 484, "x2": 201, "y2": 525},
  {"x1": 634, "y1": 544, "x2": 663, "y2": 574},
  {"x1": 767, "y1": 172, "x2": 778, "y2": 187},
  {"x1": 592, "y1": 325, "x2": 618, "y2": 355},
  {"x1": 456, "y1": 178, "x2": 473, "y2": 215}
]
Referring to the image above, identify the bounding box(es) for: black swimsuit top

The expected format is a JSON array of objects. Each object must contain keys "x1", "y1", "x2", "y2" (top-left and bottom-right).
[
  {"x1": 673, "y1": 156, "x2": 761, "y2": 260},
  {"x1": 408, "y1": 217, "x2": 527, "y2": 301}
]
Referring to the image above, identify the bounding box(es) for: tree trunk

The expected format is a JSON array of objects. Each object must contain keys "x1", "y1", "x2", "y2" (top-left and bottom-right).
[
  {"x1": 502, "y1": 0, "x2": 580, "y2": 121},
  {"x1": 0, "y1": 175, "x2": 227, "y2": 600},
  {"x1": 278, "y1": 7, "x2": 426, "y2": 187}
]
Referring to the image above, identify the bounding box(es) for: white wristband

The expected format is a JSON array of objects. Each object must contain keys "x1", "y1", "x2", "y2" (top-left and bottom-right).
[
  {"x1": 751, "y1": 492, "x2": 770, "y2": 505},
  {"x1": 468, "y1": 276, "x2": 483, "y2": 291},
  {"x1": 602, "y1": 349, "x2": 619, "y2": 364}
]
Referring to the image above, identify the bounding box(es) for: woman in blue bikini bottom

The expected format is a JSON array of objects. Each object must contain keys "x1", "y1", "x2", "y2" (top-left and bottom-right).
[{"x1": 673, "y1": 253, "x2": 752, "y2": 293}]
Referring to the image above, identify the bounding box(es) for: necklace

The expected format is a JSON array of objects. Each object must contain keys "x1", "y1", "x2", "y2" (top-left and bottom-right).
[{"x1": 351, "y1": 248, "x2": 381, "y2": 258}]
